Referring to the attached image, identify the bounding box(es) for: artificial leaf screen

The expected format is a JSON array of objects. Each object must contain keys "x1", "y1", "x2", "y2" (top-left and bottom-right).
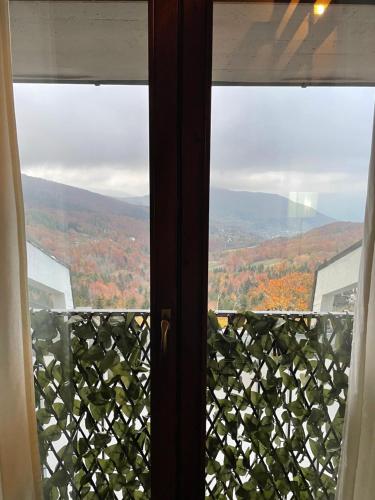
[
  {"x1": 32, "y1": 310, "x2": 352, "y2": 499},
  {"x1": 206, "y1": 311, "x2": 352, "y2": 500},
  {"x1": 32, "y1": 311, "x2": 151, "y2": 499}
]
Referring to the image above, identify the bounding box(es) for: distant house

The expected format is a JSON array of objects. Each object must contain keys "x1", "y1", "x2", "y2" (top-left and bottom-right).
[
  {"x1": 312, "y1": 241, "x2": 362, "y2": 312},
  {"x1": 27, "y1": 242, "x2": 74, "y2": 309}
]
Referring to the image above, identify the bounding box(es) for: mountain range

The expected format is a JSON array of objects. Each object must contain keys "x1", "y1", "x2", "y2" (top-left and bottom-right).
[
  {"x1": 23, "y1": 175, "x2": 334, "y2": 246},
  {"x1": 123, "y1": 186, "x2": 334, "y2": 249},
  {"x1": 22, "y1": 174, "x2": 148, "y2": 221},
  {"x1": 22, "y1": 175, "x2": 150, "y2": 308},
  {"x1": 21, "y1": 174, "x2": 362, "y2": 310}
]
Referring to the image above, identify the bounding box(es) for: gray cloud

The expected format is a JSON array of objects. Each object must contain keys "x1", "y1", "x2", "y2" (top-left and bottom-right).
[
  {"x1": 211, "y1": 86, "x2": 374, "y2": 176},
  {"x1": 14, "y1": 83, "x2": 149, "y2": 169},
  {"x1": 14, "y1": 83, "x2": 375, "y2": 206}
]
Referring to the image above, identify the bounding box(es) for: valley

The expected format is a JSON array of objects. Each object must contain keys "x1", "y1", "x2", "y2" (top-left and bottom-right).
[{"x1": 22, "y1": 175, "x2": 363, "y2": 310}]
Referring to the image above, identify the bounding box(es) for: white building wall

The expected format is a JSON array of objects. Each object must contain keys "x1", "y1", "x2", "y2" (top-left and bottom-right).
[
  {"x1": 27, "y1": 242, "x2": 74, "y2": 308},
  {"x1": 313, "y1": 245, "x2": 362, "y2": 311}
]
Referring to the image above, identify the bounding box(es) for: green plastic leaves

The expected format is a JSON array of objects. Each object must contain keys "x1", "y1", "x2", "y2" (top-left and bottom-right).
[
  {"x1": 33, "y1": 309, "x2": 352, "y2": 499},
  {"x1": 32, "y1": 310, "x2": 151, "y2": 499},
  {"x1": 206, "y1": 311, "x2": 352, "y2": 499}
]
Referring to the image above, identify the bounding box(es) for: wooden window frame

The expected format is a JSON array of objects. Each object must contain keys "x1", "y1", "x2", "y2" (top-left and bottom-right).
[
  {"x1": 149, "y1": 0, "x2": 213, "y2": 498},
  {"x1": 149, "y1": 0, "x2": 374, "y2": 497}
]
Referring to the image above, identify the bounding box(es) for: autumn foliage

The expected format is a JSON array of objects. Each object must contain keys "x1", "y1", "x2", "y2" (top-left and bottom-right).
[
  {"x1": 25, "y1": 207, "x2": 150, "y2": 309},
  {"x1": 25, "y1": 193, "x2": 363, "y2": 312},
  {"x1": 208, "y1": 221, "x2": 363, "y2": 311}
]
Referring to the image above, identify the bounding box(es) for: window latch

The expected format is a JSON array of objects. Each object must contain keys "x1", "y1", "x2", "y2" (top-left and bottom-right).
[{"x1": 161, "y1": 309, "x2": 171, "y2": 353}]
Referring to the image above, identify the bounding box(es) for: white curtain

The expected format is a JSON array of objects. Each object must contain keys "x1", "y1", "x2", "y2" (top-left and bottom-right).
[
  {"x1": 336, "y1": 109, "x2": 375, "y2": 500},
  {"x1": 0, "y1": 0, "x2": 41, "y2": 498}
]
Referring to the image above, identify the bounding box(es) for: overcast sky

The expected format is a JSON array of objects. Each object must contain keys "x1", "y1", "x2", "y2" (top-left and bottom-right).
[{"x1": 14, "y1": 84, "x2": 375, "y2": 220}]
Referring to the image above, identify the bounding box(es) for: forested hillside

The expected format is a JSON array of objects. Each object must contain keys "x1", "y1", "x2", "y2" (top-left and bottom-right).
[
  {"x1": 23, "y1": 175, "x2": 150, "y2": 308},
  {"x1": 208, "y1": 221, "x2": 363, "y2": 311},
  {"x1": 22, "y1": 175, "x2": 362, "y2": 310}
]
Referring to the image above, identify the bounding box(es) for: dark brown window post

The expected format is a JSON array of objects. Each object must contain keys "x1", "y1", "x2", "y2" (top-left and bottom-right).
[{"x1": 149, "y1": 0, "x2": 213, "y2": 498}]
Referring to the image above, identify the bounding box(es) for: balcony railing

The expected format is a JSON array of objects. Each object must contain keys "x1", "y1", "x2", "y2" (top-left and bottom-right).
[{"x1": 32, "y1": 309, "x2": 353, "y2": 499}]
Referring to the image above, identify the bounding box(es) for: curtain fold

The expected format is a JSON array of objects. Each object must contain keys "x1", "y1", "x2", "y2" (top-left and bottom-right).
[
  {"x1": 0, "y1": 1, "x2": 42, "y2": 498},
  {"x1": 336, "y1": 109, "x2": 375, "y2": 500}
]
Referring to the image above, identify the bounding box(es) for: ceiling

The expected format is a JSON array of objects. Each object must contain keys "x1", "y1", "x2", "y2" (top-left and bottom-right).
[{"x1": 10, "y1": 1, "x2": 375, "y2": 85}]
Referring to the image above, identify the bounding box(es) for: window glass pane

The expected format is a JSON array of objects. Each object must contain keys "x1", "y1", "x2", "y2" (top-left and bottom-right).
[
  {"x1": 209, "y1": 1, "x2": 375, "y2": 313},
  {"x1": 209, "y1": 85, "x2": 373, "y2": 312},
  {"x1": 11, "y1": 2, "x2": 151, "y2": 498},
  {"x1": 207, "y1": 2, "x2": 375, "y2": 499},
  {"x1": 15, "y1": 84, "x2": 150, "y2": 310}
]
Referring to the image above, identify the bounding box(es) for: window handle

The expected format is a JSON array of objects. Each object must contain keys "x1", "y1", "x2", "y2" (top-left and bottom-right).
[
  {"x1": 161, "y1": 309, "x2": 171, "y2": 353},
  {"x1": 161, "y1": 319, "x2": 169, "y2": 353}
]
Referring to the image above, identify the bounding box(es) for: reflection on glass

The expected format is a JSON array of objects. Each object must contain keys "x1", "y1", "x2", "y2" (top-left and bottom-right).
[{"x1": 212, "y1": 2, "x2": 375, "y2": 86}]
